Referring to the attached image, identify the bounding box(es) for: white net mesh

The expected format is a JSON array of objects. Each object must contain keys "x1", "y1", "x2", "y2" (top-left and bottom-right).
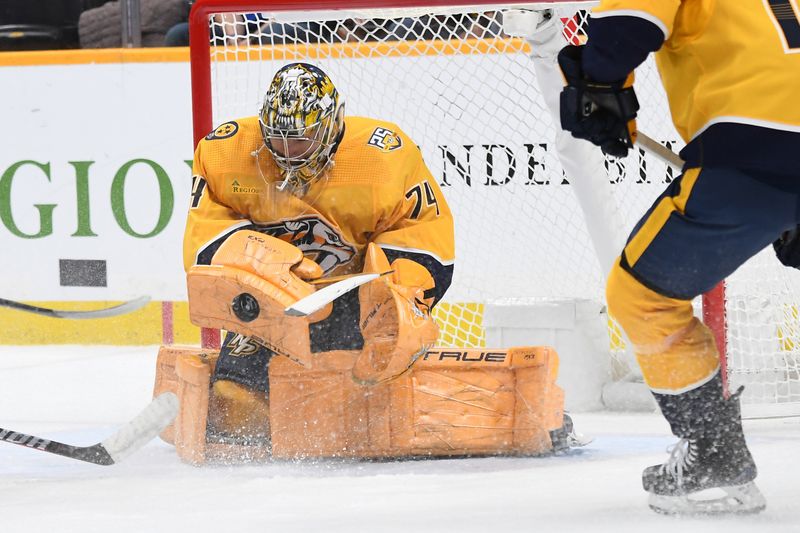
[{"x1": 197, "y1": 1, "x2": 800, "y2": 415}]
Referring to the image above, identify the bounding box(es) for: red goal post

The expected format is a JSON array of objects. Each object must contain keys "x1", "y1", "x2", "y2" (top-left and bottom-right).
[{"x1": 186, "y1": 0, "x2": 800, "y2": 416}]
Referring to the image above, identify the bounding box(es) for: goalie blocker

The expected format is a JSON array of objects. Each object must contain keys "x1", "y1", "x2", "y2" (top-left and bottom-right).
[{"x1": 152, "y1": 343, "x2": 567, "y2": 463}]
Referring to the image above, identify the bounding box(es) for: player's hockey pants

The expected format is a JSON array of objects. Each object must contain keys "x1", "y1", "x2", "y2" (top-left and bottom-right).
[{"x1": 606, "y1": 166, "x2": 800, "y2": 393}]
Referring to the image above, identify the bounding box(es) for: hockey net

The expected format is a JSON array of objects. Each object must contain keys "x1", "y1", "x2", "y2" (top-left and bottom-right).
[{"x1": 188, "y1": 0, "x2": 800, "y2": 417}]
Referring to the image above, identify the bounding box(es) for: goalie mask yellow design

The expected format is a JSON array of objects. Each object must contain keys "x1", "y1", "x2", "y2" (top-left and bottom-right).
[{"x1": 259, "y1": 63, "x2": 345, "y2": 194}]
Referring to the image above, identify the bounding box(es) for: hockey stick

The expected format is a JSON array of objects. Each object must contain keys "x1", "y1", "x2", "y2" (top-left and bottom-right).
[
  {"x1": 285, "y1": 271, "x2": 393, "y2": 317},
  {"x1": 637, "y1": 131, "x2": 684, "y2": 170},
  {"x1": 306, "y1": 270, "x2": 393, "y2": 286},
  {"x1": 0, "y1": 295, "x2": 150, "y2": 319},
  {"x1": 0, "y1": 392, "x2": 178, "y2": 466}
]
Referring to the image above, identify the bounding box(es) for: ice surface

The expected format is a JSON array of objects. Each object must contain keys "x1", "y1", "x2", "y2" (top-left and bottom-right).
[{"x1": 1, "y1": 345, "x2": 798, "y2": 533}]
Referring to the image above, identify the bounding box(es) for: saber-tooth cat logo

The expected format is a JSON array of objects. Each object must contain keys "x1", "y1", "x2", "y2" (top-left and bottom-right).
[{"x1": 255, "y1": 216, "x2": 356, "y2": 274}]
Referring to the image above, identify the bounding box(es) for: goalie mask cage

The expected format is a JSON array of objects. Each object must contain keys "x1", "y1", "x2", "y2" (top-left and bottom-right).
[{"x1": 188, "y1": 0, "x2": 800, "y2": 418}]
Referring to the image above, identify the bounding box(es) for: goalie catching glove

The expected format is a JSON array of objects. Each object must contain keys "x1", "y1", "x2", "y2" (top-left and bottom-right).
[
  {"x1": 354, "y1": 243, "x2": 439, "y2": 385},
  {"x1": 558, "y1": 44, "x2": 639, "y2": 158}
]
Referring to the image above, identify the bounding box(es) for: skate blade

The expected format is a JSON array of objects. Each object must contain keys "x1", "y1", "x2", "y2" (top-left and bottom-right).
[
  {"x1": 567, "y1": 432, "x2": 593, "y2": 448},
  {"x1": 648, "y1": 482, "x2": 766, "y2": 516}
]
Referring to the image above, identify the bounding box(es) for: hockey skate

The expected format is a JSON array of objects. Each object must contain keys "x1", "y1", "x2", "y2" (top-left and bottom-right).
[
  {"x1": 644, "y1": 379, "x2": 766, "y2": 516},
  {"x1": 549, "y1": 414, "x2": 593, "y2": 453}
]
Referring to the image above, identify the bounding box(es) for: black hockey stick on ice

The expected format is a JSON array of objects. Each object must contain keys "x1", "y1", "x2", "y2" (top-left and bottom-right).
[
  {"x1": 0, "y1": 392, "x2": 178, "y2": 465},
  {"x1": 0, "y1": 295, "x2": 150, "y2": 319}
]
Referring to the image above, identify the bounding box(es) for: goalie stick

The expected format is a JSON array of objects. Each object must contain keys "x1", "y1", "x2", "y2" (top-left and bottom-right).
[
  {"x1": 0, "y1": 295, "x2": 150, "y2": 319},
  {"x1": 285, "y1": 271, "x2": 393, "y2": 317},
  {"x1": 0, "y1": 392, "x2": 178, "y2": 465}
]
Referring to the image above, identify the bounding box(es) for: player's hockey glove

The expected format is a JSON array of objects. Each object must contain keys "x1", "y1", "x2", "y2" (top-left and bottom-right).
[
  {"x1": 774, "y1": 225, "x2": 800, "y2": 269},
  {"x1": 558, "y1": 44, "x2": 639, "y2": 158}
]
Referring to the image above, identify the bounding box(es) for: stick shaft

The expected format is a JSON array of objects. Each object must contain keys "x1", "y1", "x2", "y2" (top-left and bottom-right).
[
  {"x1": 0, "y1": 296, "x2": 150, "y2": 319},
  {"x1": 637, "y1": 131, "x2": 684, "y2": 170},
  {"x1": 0, "y1": 392, "x2": 178, "y2": 465}
]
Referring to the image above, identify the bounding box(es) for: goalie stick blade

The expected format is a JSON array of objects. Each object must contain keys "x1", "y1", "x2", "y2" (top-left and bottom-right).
[
  {"x1": 0, "y1": 295, "x2": 150, "y2": 319},
  {"x1": 285, "y1": 272, "x2": 389, "y2": 317},
  {"x1": 0, "y1": 392, "x2": 178, "y2": 466}
]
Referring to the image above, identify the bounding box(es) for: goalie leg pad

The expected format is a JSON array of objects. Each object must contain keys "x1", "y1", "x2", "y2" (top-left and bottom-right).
[
  {"x1": 153, "y1": 346, "x2": 273, "y2": 465},
  {"x1": 153, "y1": 345, "x2": 218, "y2": 445},
  {"x1": 173, "y1": 351, "x2": 213, "y2": 465},
  {"x1": 156, "y1": 346, "x2": 566, "y2": 462},
  {"x1": 269, "y1": 346, "x2": 565, "y2": 459},
  {"x1": 152, "y1": 346, "x2": 181, "y2": 444}
]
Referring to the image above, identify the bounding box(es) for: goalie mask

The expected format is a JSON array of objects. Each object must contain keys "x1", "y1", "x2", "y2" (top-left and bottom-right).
[{"x1": 259, "y1": 63, "x2": 345, "y2": 194}]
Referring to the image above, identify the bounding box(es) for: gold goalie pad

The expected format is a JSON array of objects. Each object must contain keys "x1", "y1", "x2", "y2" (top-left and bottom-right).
[
  {"x1": 354, "y1": 243, "x2": 440, "y2": 385},
  {"x1": 153, "y1": 344, "x2": 565, "y2": 464},
  {"x1": 186, "y1": 231, "x2": 328, "y2": 367},
  {"x1": 152, "y1": 345, "x2": 271, "y2": 464},
  {"x1": 187, "y1": 233, "x2": 439, "y2": 384}
]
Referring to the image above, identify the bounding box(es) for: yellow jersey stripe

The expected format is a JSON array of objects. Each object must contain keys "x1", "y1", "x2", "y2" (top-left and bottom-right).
[{"x1": 624, "y1": 168, "x2": 701, "y2": 267}]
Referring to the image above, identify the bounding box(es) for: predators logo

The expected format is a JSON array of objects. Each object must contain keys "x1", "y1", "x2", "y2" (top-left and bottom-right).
[
  {"x1": 224, "y1": 333, "x2": 261, "y2": 356},
  {"x1": 254, "y1": 216, "x2": 356, "y2": 274},
  {"x1": 367, "y1": 127, "x2": 402, "y2": 152}
]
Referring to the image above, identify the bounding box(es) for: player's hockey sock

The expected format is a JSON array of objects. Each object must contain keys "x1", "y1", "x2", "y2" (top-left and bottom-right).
[{"x1": 643, "y1": 373, "x2": 756, "y2": 496}]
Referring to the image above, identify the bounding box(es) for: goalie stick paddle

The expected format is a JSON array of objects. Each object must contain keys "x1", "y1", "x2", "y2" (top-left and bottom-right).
[
  {"x1": 285, "y1": 271, "x2": 393, "y2": 317},
  {"x1": 0, "y1": 295, "x2": 150, "y2": 319},
  {"x1": 0, "y1": 392, "x2": 178, "y2": 465}
]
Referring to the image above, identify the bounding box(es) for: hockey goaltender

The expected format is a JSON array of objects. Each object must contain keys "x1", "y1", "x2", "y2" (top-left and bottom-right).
[{"x1": 152, "y1": 62, "x2": 579, "y2": 464}]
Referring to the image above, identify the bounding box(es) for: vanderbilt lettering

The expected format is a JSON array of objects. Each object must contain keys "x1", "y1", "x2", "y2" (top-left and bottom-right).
[{"x1": 439, "y1": 144, "x2": 556, "y2": 188}]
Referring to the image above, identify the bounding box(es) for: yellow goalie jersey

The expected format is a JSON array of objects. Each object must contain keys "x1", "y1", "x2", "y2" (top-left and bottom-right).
[{"x1": 184, "y1": 115, "x2": 455, "y2": 302}]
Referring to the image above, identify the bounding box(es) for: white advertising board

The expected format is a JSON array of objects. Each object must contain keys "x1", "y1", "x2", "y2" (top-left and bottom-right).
[{"x1": 1, "y1": 62, "x2": 193, "y2": 301}]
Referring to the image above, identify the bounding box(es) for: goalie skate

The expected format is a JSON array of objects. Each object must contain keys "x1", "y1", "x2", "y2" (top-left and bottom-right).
[{"x1": 549, "y1": 414, "x2": 593, "y2": 453}]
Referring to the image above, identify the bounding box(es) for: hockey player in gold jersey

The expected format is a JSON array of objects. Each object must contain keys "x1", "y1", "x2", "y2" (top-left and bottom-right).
[
  {"x1": 558, "y1": 0, "x2": 800, "y2": 516},
  {"x1": 184, "y1": 63, "x2": 454, "y2": 446}
]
